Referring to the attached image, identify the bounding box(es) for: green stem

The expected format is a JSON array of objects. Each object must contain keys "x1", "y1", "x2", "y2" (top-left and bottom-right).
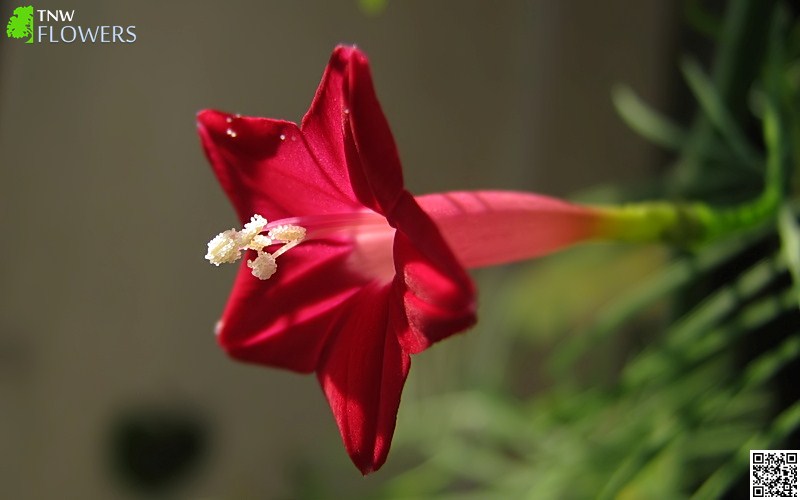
[{"x1": 595, "y1": 190, "x2": 778, "y2": 248}]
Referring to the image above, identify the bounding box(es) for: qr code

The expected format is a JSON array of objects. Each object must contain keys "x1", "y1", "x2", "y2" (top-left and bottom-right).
[{"x1": 751, "y1": 450, "x2": 799, "y2": 499}]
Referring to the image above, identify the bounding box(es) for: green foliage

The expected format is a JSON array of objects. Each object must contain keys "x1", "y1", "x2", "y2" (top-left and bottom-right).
[
  {"x1": 372, "y1": 1, "x2": 800, "y2": 498},
  {"x1": 612, "y1": 85, "x2": 689, "y2": 152}
]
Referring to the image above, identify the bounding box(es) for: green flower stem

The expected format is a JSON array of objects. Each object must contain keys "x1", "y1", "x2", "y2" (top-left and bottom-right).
[{"x1": 594, "y1": 188, "x2": 779, "y2": 248}]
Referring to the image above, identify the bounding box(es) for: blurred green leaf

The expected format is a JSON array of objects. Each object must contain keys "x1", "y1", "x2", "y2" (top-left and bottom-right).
[
  {"x1": 623, "y1": 256, "x2": 783, "y2": 389},
  {"x1": 612, "y1": 85, "x2": 690, "y2": 151},
  {"x1": 681, "y1": 57, "x2": 763, "y2": 171},
  {"x1": 692, "y1": 341, "x2": 800, "y2": 500},
  {"x1": 551, "y1": 229, "x2": 766, "y2": 375},
  {"x1": 778, "y1": 205, "x2": 800, "y2": 306}
]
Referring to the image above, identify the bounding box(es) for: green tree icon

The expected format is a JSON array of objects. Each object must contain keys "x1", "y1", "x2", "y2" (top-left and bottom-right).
[{"x1": 6, "y1": 6, "x2": 34, "y2": 44}]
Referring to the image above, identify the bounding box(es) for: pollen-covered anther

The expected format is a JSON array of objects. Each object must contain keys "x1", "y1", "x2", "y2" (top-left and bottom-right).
[
  {"x1": 248, "y1": 251, "x2": 277, "y2": 280},
  {"x1": 205, "y1": 214, "x2": 270, "y2": 267},
  {"x1": 246, "y1": 234, "x2": 273, "y2": 251},
  {"x1": 240, "y1": 214, "x2": 269, "y2": 243},
  {"x1": 268, "y1": 224, "x2": 306, "y2": 243},
  {"x1": 268, "y1": 224, "x2": 307, "y2": 259},
  {"x1": 206, "y1": 229, "x2": 241, "y2": 265}
]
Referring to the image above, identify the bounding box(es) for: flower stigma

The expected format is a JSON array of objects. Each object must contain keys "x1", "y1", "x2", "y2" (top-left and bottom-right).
[{"x1": 205, "y1": 214, "x2": 306, "y2": 280}]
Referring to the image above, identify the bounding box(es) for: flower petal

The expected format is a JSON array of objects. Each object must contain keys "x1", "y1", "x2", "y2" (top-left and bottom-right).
[
  {"x1": 197, "y1": 109, "x2": 357, "y2": 222},
  {"x1": 391, "y1": 192, "x2": 477, "y2": 354},
  {"x1": 341, "y1": 48, "x2": 405, "y2": 215},
  {"x1": 216, "y1": 241, "x2": 367, "y2": 373},
  {"x1": 316, "y1": 283, "x2": 411, "y2": 474},
  {"x1": 300, "y1": 45, "x2": 356, "y2": 182}
]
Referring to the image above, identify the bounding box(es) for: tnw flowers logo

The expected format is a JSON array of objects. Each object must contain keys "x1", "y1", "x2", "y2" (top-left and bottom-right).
[
  {"x1": 6, "y1": 6, "x2": 34, "y2": 44},
  {"x1": 4, "y1": 5, "x2": 136, "y2": 44}
]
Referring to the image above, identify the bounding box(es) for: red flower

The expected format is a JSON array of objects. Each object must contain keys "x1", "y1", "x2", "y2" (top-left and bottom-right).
[
  {"x1": 198, "y1": 45, "x2": 476, "y2": 474},
  {"x1": 198, "y1": 46, "x2": 606, "y2": 474}
]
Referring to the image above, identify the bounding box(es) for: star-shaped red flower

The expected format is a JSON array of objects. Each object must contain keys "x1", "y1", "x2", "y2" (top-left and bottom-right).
[{"x1": 197, "y1": 45, "x2": 477, "y2": 474}]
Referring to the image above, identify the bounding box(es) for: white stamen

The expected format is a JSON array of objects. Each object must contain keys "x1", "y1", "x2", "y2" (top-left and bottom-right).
[
  {"x1": 269, "y1": 224, "x2": 306, "y2": 242},
  {"x1": 206, "y1": 229, "x2": 241, "y2": 265},
  {"x1": 240, "y1": 214, "x2": 268, "y2": 242},
  {"x1": 205, "y1": 215, "x2": 306, "y2": 280},
  {"x1": 247, "y1": 234, "x2": 273, "y2": 251},
  {"x1": 247, "y1": 251, "x2": 277, "y2": 280}
]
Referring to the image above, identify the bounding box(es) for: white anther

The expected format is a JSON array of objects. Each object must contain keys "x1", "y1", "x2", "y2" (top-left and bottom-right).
[
  {"x1": 268, "y1": 224, "x2": 306, "y2": 243},
  {"x1": 247, "y1": 234, "x2": 273, "y2": 251},
  {"x1": 247, "y1": 251, "x2": 277, "y2": 280},
  {"x1": 240, "y1": 214, "x2": 269, "y2": 242},
  {"x1": 205, "y1": 229, "x2": 241, "y2": 265}
]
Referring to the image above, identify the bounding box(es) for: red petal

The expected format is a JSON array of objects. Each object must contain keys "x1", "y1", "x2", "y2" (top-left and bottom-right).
[
  {"x1": 216, "y1": 241, "x2": 367, "y2": 373},
  {"x1": 300, "y1": 46, "x2": 357, "y2": 183},
  {"x1": 342, "y1": 48, "x2": 405, "y2": 215},
  {"x1": 316, "y1": 284, "x2": 411, "y2": 474},
  {"x1": 392, "y1": 192, "x2": 477, "y2": 354},
  {"x1": 197, "y1": 110, "x2": 358, "y2": 223}
]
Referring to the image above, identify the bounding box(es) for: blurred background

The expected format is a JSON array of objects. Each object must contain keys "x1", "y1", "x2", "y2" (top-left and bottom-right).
[{"x1": 1, "y1": 1, "x2": 797, "y2": 498}]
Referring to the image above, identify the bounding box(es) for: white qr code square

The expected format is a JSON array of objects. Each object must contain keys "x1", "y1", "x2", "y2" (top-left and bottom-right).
[{"x1": 751, "y1": 450, "x2": 799, "y2": 499}]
